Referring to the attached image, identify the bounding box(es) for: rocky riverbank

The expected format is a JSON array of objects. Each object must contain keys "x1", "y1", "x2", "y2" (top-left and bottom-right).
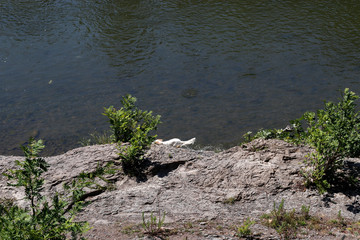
[{"x1": 1, "y1": 139, "x2": 360, "y2": 239}]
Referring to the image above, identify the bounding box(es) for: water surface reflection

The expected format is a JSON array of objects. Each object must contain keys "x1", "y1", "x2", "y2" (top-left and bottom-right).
[{"x1": 1, "y1": 0, "x2": 360, "y2": 155}]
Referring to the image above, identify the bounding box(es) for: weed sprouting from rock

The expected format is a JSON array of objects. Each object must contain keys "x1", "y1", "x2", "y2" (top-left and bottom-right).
[
  {"x1": 142, "y1": 211, "x2": 166, "y2": 235},
  {"x1": 261, "y1": 200, "x2": 312, "y2": 240},
  {"x1": 79, "y1": 130, "x2": 113, "y2": 146},
  {"x1": 236, "y1": 217, "x2": 255, "y2": 238}
]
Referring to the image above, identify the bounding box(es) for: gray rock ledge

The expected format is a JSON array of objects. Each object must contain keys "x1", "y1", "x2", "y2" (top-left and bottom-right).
[{"x1": 1, "y1": 139, "x2": 360, "y2": 239}]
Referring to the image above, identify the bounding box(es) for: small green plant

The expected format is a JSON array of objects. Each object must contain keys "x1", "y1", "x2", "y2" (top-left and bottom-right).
[
  {"x1": 184, "y1": 222, "x2": 193, "y2": 229},
  {"x1": 121, "y1": 224, "x2": 141, "y2": 235},
  {"x1": 223, "y1": 197, "x2": 236, "y2": 204},
  {"x1": 329, "y1": 210, "x2": 347, "y2": 228},
  {"x1": 142, "y1": 211, "x2": 166, "y2": 235},
  {"x1": 337, "y1": 210, "x2": 344, "y2": 222},
  {"x1": 63, "y1": 161, "x2": 118, "y2": 212},
  {"x1": 243, "y1": 131, "x2": 253, "y2": 143},
  {"x1": 79, "y1": 130, "x2": 113, "y2": 146},
  {"x1": 300, "y1": 205, "x2": 311, "y2": 221},
  {"x1": 104, "y1": 94, "x2": 161, "y2": 175},
  {"x1": 296, "y1": 205, "x2": 311, "y2": 227},
  {"x1": 237, "y1": 217, "x2": 255, "y2": 238},
  {"x1": 216, "y1": 225, "x2": 224, "y2": 231},
  {"x1": 1, "y1": 138, "x2": 90, "y2": 240},
  {"x1": 261, "y1": 200, "x2": 300, "y2": 239},
  {"x1": 242, "y1": 120, "x2": 305, "y2": 145}
]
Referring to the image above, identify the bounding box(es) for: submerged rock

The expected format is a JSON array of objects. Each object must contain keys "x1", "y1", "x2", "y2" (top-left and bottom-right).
[{"x1": 181, "y1": 88, "x2": 198, "y2": 98}]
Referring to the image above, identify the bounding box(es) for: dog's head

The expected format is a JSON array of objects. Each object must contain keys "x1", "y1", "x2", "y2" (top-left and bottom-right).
[{"x1": 154, "y1": 139, "x2": 163, "y2": 144}]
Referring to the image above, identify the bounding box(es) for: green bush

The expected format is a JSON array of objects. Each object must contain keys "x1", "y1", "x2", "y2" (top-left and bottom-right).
[
  {"x1": 103, "y1": 94, "x2": 161, "y2": 143},
  {"x1": 300, "y1": 88, "x2": 360, "y2": 192},
  {"x1": 103, "y1": 94, "x2": 161, "y2": 175},
  {"x1": 1, "y1": 138, "x2": 90, "y2": 240},
  {"x1": 248, "y1": 88, "x2": 360, "y2": 193}
]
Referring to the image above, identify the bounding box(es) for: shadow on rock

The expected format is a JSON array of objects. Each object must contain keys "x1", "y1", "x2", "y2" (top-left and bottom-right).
[
  {"x1": 121, "y1": 158, "x2": 150, "y2": 182},
  {"x1": 328, "y1": 160, "x2": 360, "y2": 196},
  {"x1": 322, "y1": 160, "x2": 360, "y2": 214}
]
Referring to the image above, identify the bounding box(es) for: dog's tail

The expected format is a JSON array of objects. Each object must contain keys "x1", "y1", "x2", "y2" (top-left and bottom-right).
[{"x1": 182, "y1": 137, "x2": 196, "y2": 146}]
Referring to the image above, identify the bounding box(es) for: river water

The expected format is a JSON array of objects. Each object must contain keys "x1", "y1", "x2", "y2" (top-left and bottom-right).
[{"x1": 1, "y1": 0, "x2": 360, "y2": 155}]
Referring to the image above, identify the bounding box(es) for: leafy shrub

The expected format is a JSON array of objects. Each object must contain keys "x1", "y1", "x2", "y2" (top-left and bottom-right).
[
  {"x1": 1, "y1": 138, "x2": 90, "y2": 240},
  {"x1": 104, "y1": 94, "x2": 161, "y2": 175},
  {"x1": 117, "y1": 128, "x2": 155, "y2": 174},
  {"x1": 300, "y1": 88, "x2": 360, "y2": 192},
  {"x1": 248, "y1": 88, "x2": 360, "y2": 192},
  {"x1": 103, "y1": 94, "x2": 161, "y2": 143}
]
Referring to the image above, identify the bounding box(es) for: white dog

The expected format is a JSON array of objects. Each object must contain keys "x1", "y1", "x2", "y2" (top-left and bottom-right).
[{"x1": 154, "y1": 138, "x2": 196, "y2": 147}]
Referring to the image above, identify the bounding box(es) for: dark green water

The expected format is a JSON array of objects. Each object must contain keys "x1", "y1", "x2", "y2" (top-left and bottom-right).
[{"x1": 1, "y1": 0, "x2": 360, "y2": 155}]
